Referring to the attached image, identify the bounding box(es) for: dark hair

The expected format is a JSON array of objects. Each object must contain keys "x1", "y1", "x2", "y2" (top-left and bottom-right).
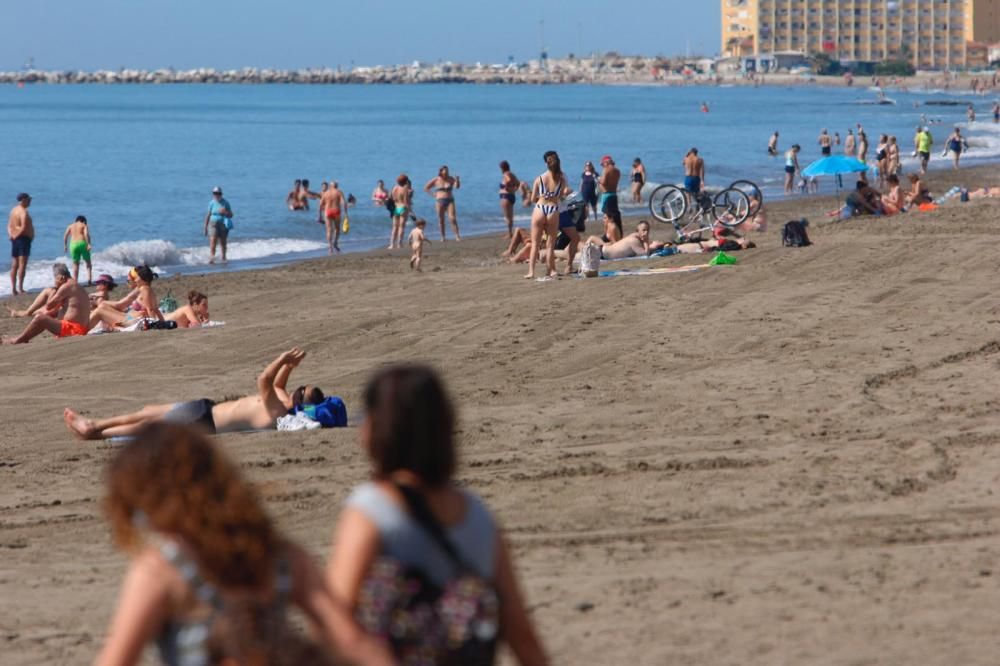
[
  {"x1": 887, "y1": 174, "x2": 899, "y2": 185},
  {"x1": 396, "y1": 174, "x2": 408, "y2": 186},
  {"x1": 608, "y1": 209, "x2": 623, "y2": 237},
  {"x1": 134, "y1": 265, "x2": 157, "y2": 283},
  {"x1": 302, "y1": 179, "x2": 310, "y2": 188},
  {"x1": 543, "y1": 150, "x2": 561, "y2": 176},
  {"x1": 499, "y1": 160, "x2": 510, "y2": 172},
  {"x1": 75, "y1": 215, "x2": 87, "y2": 223},
  {"x1": 188, "y1": 290, "x2": 207, "y2": 305},
  {"x1": 16, "y1": 192, "x2": 30, "y2": 203},
  {"x1": 292, "y1": 385, "x2": 325, "y2": 409},
  {"x1": 856, "y1": 181, "x2": 867, "y2": 190},
  {"x1": 294, "y1": 179, "x2": 301, "y2": 186},
  {"x1": 363, "y1": 365, "x2": 455, "y2": 487}
]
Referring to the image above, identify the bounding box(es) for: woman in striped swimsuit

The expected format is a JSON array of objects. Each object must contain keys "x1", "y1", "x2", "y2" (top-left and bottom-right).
[{"x1": 526, "y1": 150, "x2": 569, "y2": 280}]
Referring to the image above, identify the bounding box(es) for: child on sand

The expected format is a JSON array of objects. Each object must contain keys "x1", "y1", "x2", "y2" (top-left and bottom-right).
[
  {"x1": 63, "y1": 215, "x2": 93, "y2": 285},
  {"x1": 408, "y1": 218, "x2": 430, "y2": 271}
]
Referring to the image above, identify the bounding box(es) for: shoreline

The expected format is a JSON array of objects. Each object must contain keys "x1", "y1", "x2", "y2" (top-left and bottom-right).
[{"x1": 4, "y1": 161, "x2": 999, "y2": 303}]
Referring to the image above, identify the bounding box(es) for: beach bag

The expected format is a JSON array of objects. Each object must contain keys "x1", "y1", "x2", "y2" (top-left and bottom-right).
[
  {"x1": 580, "y1": 243, "x2": 601, "y2": 277},
  {"x1": 224, "y1": 217, "x2": 234, "y2": 230},
  {"x1": 781, "y1": 219, "x2": 811, "y2": 247},
  {"x1": 158, "y1": 291, "x2": 178, "y2": 313},
  {"x1": 356, "y1": 483, "x2": 500, "y2": 666},
  {"x1": 295, "y1": 396, "x2": 348, "y2": 428}
]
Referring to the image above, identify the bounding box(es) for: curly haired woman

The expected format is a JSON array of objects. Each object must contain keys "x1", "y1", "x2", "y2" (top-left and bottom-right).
[{"x1": 94, "y1": 422, "x2": 392, "y2": 666}]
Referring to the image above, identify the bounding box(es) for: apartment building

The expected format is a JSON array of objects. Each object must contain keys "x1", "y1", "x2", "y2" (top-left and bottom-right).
[{"x1": 721, "y1": 0, "x2": 1000, "y2": 69}]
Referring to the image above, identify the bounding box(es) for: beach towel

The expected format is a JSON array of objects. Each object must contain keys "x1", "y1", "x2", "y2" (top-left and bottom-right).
[
  {"x1": 578, "y1": 263, "x2": 711, "y2": 279},
  {"x1": 87, "y1": 319, "x2": 225, "y2": 335}
]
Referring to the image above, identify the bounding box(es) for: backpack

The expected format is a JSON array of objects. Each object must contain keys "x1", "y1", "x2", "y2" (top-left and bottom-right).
[
  {"x1": 782, "y1": 219, "x2": 811, "y2": 247},
  {"x1": 294, "y1": 396, "x2": 348, "y2": 428},
  {"x1": 356, "y1": 484, "x2": 500, "y2": 666},
  {"x1": 159, "y1": 290, "x2": 178, "y2": 314}
]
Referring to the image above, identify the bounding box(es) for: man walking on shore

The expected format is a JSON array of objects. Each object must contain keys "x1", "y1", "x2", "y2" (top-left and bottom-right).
[
  {"x1": 3, "y1": 263, "x2": 90, "y2": 344},
  {"x1": 915, "y1": 127, "x2": 933, "y2": 175},
  {"x1": 320, "y1": 181, "x2": 347, "y2": 254},
  {"x1": 203, "y1": 186, "x2": 233, "y2": 264},
  {"x1": 8, "y1": 193, "x2": 34, "y2": 295}
]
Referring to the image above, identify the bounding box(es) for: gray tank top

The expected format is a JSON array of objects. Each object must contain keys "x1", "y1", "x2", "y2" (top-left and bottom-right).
[{"x1": 345, "y1": 482, "x2": 497, "y2": 586}]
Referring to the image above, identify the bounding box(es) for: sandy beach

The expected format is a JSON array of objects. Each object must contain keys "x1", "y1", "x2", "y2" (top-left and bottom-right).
[{"x1": 4, "y1": 163, "x2": 1000, "y2": 664}]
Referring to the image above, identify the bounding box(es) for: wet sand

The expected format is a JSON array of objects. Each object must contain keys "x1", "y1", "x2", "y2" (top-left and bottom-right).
[{"x1": 3, "y1": 164, "x2": 1000, "y2": 664}]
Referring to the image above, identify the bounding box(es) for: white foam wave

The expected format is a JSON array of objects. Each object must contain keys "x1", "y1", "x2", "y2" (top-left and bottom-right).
[{"x1": 0, "y1": 237, "x2": 327, "y2": 298}]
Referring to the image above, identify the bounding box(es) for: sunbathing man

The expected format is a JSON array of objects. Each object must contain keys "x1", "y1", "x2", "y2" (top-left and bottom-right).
[
  {"x1": 3, "y1": 263, "x2": 90, "y2": 344},
  {"x1": 64, "y1": 348, "x2": 323, "y2": 439},
  {"x1": 585, "y1": 220, "x2": 653, "y2": 259}
]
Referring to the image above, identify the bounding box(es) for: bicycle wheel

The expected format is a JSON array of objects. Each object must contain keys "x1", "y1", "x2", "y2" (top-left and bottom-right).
[
  {"x1": 712, "y1": 188, "x2": 751, "y2": 227},
  {"x1": 728, "y1": 179, "x2": 763, "y2": 205},
  {"x1": 648, "y1": 184, "x2": 688, "y2": 224}
]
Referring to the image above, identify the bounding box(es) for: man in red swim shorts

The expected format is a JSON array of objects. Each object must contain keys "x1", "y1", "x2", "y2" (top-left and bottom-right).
[
  {"x1": 319, "y1": 181, "x2": 347, "y2": 254},
  {"x1": 3, "y1": 263, "x2": 92, "y2": 344}
]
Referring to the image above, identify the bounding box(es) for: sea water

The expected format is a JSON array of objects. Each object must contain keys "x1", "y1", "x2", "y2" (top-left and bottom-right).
[{"x1": 2, "y1": 82, "x2": 997, "y2": 295}]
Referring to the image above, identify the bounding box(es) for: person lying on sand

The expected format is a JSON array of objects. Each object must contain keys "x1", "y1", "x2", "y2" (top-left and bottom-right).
[
  {"x1": 968, "y1": 186, "x2": 1000, "y2": 199},
  {"x1": 584, "y1": 221, "x2": 653, "y2": 259},
  {"x1": 64, "y1": 348, "x2": 324, "y2": 440},
  {"x1": 3, "y1": 263, "x2": 91, "y2": 344},
  {"x1": 653, "y1": 236, "x2": 755, "y2": 254},
  {"x1": 165, "y1": 290, "x2": 210, "y2": 328}
]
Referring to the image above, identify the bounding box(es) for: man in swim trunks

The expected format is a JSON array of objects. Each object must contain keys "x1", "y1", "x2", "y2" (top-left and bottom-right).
[
  {"x1": 584, "y1": 221, "x2": 653, "y2": 260},
  {"x1": 767, "y1": 131, "x2": 779, "y2": 156},
  {"x1": 3, "y1": 263, "x2": 91, "y2": 344},
  {"x1": 683, "y1": 148, "x2": 705, "y2": 194},
  {"x1": 64, "y1": 348, "x2": 324, "y2": 439},
  {"x1": 598, "y1": 155, "x2": 621, "y2": 217},
  {"x1": 818, "y1": 129, "x2": 832, "y2": 156},
  {"x1": 203, "y1": 186, "x2": 233, "y2": 264},
  {"x1": 8, "y1": 192, "x2": 34, "y2": 295},
  {"x1": 320, "y1": 181, "x2": 347, "y2": 254},
  {"x1": 63, "y1": 215, "x2": 93, "y2": 285}
]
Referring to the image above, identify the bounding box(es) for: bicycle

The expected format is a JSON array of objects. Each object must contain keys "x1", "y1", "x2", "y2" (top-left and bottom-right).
[{"x1": 648, "y1": 180, "x2": 753, "y2": 241}]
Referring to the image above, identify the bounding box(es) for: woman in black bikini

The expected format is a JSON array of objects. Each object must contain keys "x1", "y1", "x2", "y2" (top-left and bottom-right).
[
  {"x1": 424, "y1": 165, "x2": 461, "y2": 241},
  {"x1": 631, "y1": 157, "x2": 646, "y2": 204},
  {"x1": 498, "y1": 161, "x2": 521, "y2": 238}
]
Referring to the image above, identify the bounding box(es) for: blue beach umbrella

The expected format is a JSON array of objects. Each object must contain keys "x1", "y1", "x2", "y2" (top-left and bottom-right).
[{"x1": 802, "y1": 155, "x2": 870, "y2": 200}]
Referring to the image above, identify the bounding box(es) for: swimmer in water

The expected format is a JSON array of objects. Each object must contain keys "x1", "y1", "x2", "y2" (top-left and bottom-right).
[{"x1": 767, "y1": 131, "x2": 779, "y2": 156}]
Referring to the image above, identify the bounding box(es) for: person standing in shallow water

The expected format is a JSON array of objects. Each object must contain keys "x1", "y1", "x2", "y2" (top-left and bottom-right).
[
  {"x1": 424, "y1": 166, "x2": 461, "y2": 241},
  {"x1": 579, "y1": 161, "x2": 599, "y2": 219},
  {"x1": 389, "y1": 174, "x2": 412, "y2": 250},
  {"x1": 203, "y1": 186, "x2": 233, "y2": 265},
  {"x1": 8, "y1": 192, "x2": 34, "y2": 295},
  {"x1": 498, "y1": 161, "x2": 521, "y2": 238},
  {"x1": 630, "y1": 158, "x2": 646, "y2": 204}
]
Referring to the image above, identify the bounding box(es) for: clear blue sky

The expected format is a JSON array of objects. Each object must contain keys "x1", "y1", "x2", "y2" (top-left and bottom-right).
[{"x1": 3, "y1": 0, "x2": 719, "y2": 70}]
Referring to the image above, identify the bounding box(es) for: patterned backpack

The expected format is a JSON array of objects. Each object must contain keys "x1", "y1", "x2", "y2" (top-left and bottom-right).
[{"x1": 355, "y1": 483, "x2": 500, "y2": 666}]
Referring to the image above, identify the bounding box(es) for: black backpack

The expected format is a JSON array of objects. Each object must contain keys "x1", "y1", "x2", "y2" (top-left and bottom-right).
[{"x1": 782, "y1": 219, "x2": 812, "y2": 247}]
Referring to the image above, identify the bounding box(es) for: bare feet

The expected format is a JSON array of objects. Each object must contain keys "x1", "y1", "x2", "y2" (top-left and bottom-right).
[
  {"x1": 410, "y1": 257, "x2": 416, "y2": 270},
  {"x1": 209, "y1": 258, "x2": 216, "y2": 265},
  {"x1": 63, "y1": 408, "x2": 98, "y2": 440},
  {"x1": 1, "y1": 336, "x2": 18, "y2": 345},
  {"x1": 523, "y1": 273, "x2": 534, "y2": 279}
]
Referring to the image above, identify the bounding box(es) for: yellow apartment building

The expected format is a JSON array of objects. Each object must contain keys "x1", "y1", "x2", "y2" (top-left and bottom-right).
[{"x1": 722, "y1": 0, "x2": 1000, "y2": 69}]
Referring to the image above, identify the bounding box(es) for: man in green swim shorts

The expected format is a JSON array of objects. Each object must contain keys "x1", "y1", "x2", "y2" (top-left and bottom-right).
[{"x1": 63, "y1": 215, "x2": 93, "y2": 285}]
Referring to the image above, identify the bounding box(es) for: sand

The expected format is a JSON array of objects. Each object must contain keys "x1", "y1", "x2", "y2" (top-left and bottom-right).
[{"x1": 3, "y1": 164, "x2": 1000, "y2": 665}]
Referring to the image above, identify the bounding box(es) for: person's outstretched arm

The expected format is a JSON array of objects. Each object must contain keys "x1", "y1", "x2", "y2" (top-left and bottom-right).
[
  {"x1": 272, "y1": 348, "x2": 306, "y2": 408},
  {"x1": 423, "y1": 178, "x2": 436, "y2": 194},
  {"x1": 257, "y1": 348, "x2": 304, "y2": 407}
]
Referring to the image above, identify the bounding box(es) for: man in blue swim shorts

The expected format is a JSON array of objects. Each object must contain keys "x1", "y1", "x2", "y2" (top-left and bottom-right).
[
  {"x1": 683, "y1": 148, "x2": 704, "y2": 193},
  {"x1": 8, "y1": 192, "x2": 34, "y2": 295}
]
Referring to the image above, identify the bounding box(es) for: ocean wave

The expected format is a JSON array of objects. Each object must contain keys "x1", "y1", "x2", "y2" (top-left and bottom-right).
[{"x1": 0, "y1": 237, "x2": 327, "y2": 298}]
